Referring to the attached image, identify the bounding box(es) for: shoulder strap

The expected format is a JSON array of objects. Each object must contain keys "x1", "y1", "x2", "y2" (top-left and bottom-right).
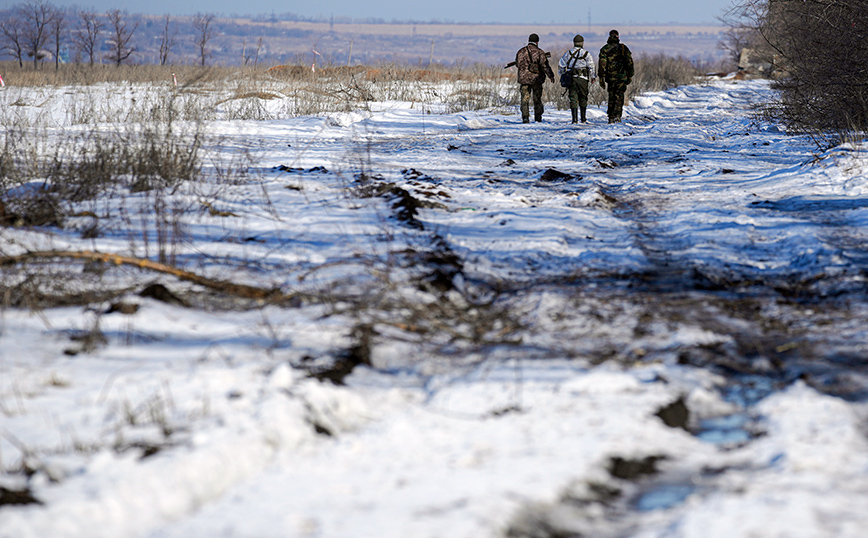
[{"x1": 567, "y1": 49, "x2": 582, "y2": 70}]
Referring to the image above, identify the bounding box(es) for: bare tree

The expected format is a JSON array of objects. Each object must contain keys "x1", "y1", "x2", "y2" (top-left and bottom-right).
[
  {"x1": 727, "y1": 0, "x2": 868, "y2": 133},
  {"x1": 73, "y1": 10, "x2": 102, "y2": 65},
  {"x1": 192, "y1": 12, "x2": 214, "y2": 67},
  {"x1": 242, "y1": 36, "x2": 264, "y2": 67},
  {"x1": 254, "y1": 37, "x2": 263, "y2": 66},
  {"x1": 717, "y1": 10, "x2": 763, "y2": 69},
  {"x1": 720, "y1": 0, "x2": 778, "y2": 70},
  {"x1": 49, "y1": 4, "x2": 64, "y2": 70},
  {"x1": 158, "y1": 13, "x2": 176, "y2": 66},
  {"x1": 105, "y1": 8, "x2": 136, "y2": 66},
  {"x1": 0, "y1": 10, "x2": 26, "y2": 67},
  {"x1": 19, "y1": 0, "x2": 55, "y2": 69}
]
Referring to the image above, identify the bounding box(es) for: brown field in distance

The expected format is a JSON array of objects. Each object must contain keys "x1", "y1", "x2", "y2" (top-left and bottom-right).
[
  {"x1": 131, "y1": 16, "x2": 727, "y2": 69},
  {"x1": 273, "y1": 21, "x2": 723, "y2": 37}
]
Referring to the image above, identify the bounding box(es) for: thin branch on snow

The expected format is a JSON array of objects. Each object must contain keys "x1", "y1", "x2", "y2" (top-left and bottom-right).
[{"x1": 0, "y1": 250, "x2": 292, "y2": 302}]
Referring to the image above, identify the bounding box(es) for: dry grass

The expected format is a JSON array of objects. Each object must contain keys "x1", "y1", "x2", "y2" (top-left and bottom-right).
[
  {"x1": 0, "y1": 62, "x2": 247, "y2": 87},
  {"x1": 0, "y1": 61, "x2": 497, "y2": 87},
  {"x1": 1, "y1": 55, "x2": 701, "y2": 116}
]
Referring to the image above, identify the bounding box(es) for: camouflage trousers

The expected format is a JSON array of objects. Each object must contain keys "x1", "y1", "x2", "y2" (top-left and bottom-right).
[
  {"x1": 568, "y1": 77, "x2": 590, "y2": 110},
  {"x1": 606, "y1": 80, "x2": 628, "y2": 122},
  {"x1": 520, "y1": 83, "x2": 544, "y2": 122}
]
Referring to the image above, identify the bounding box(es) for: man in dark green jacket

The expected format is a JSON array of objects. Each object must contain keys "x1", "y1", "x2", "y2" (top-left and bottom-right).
[{"x1": 598, "y1": 29, "x2": 634, "y2": 123}]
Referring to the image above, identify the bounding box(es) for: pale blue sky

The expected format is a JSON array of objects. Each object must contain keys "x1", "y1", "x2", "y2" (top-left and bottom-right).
[{"x1": 5, "y1": 0, "x2": 735, "y2": 24}]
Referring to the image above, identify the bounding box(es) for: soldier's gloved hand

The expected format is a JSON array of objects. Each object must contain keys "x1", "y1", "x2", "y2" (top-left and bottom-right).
[{"x1": 548, "y1": 75, "x2": 555, "y2": 83}]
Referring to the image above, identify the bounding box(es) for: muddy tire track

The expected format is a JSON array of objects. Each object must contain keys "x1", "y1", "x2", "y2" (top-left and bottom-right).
[
  {"x1": 607, "y1": 185, "x2": 700, "y2": 291},
  {"x1": 497, "y1": 172, "x2": 868, "y2": 537},
  {"x1": 599, "y1": 180, "x2": 868, "y2": 401}
]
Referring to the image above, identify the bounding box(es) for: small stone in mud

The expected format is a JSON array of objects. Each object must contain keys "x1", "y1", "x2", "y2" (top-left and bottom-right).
[
  {"x1": 0, "y1": 486, "x2": 42, "y2": 507},
  {"x1": 655, "y1": 396, "x2": 690, "y2": 431},
  {"x1": 608, "y1": 455, "x2": 666, "y2": 480},
  {"x1": 540, "y1": 168, "x2": 572, "y2": 182},
  {"x1": 105, "y1": 301, "x2": 140, "y2": 315},
  {"x1": 139, "y1": 283, "x2": 188, "y2": 307}
]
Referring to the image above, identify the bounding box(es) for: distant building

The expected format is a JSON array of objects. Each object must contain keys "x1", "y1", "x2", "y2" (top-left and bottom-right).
[{"x1": 738, "y1": 48, "x2": 786, "y2": 79}]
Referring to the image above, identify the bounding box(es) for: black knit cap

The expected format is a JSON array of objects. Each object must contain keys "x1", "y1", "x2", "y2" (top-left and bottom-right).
[
  {"x1": 528, "y1": 33, "x2": 539, "y2": 43},
  {"x1": 609, "y1": 29, "x2": 619, "y2": 38}
]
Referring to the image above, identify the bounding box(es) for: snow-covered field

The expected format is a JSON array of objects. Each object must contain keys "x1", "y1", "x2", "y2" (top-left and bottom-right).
[{"x1": 2, "y1": 77, "x2": 868, "y2": 537}]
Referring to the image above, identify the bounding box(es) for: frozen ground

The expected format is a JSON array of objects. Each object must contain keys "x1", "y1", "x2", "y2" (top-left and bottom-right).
[{"x1": 2, "y1": 78, "x2": 868, "y2": 537}]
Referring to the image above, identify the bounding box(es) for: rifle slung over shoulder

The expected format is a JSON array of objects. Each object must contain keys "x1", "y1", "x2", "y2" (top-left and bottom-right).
[{"x1": 504, "y1": 51, "x2": 550, "y2": 69}]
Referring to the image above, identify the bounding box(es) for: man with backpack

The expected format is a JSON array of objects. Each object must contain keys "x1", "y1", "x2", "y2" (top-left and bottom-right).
[
  {"x1": 598, "y1": 29, "x2": 634, "y2": 123},
  {"x1": 558, "y1": 34, "x2": 596, "y2": 124},
  {"x1": 515, "y1": 33, "x2": 555, "y2": 123}
]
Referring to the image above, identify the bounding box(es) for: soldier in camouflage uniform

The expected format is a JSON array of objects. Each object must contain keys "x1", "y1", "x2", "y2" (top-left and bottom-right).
[
  {"x1": 515, "y1": 33, "x2": 555, "y2": 123},
  {"x1": 598, "y1": 29, "x2": 634, "y2": 123},
  {"x1": 558, "y1": 34, "x2": 596, "y2": 124}
]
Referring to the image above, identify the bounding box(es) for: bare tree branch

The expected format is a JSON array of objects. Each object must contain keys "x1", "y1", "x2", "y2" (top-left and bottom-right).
[
  {"x1": 158, "y1": 13, "x2": 176, "y2": 66},
  {"x1": 105, "y1": 8, "x2": 136, "y2": 66},
  {"x1": 73, "y1": 10, "x2": 102, "y2": 66},
  {"x1": 0, "y1": 11, "x2": 26, "y2": 68},
  {"x1": 192, "y1": 12, "x2": 214, "y2": 67},
  {"x1": 727, "y1": 0, "x2": 868, "y2": 133},
  {"x1": 49, "y1": 4, "x2": 64, "y2": 71},
  {"x1": 0, "y1": 250, "x2": 292, "y2": 302},
  {"x1": 19, "y1": 0, "x2": 55, "y2": 69}
]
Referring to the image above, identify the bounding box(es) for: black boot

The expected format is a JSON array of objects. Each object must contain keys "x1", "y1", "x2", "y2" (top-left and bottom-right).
[
  {"x1": 571, "y1": 108, "x2": 578, "y2": 124},
  {"x1": 580, "y1": 107, "x2": 587, "y2": 123}
]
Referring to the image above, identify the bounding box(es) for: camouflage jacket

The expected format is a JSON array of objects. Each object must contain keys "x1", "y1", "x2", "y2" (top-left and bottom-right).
[
  {"x1": 598, "y1": 37, "x2": 634, "y2": 83},
  {"x1": 515, "y1": 43, "x2": 554, "y2": 86}
]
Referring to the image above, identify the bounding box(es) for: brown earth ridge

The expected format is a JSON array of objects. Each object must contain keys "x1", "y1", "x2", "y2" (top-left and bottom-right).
[{"x1": 127, "y1": 17, "x2": 724, "y2": 67}]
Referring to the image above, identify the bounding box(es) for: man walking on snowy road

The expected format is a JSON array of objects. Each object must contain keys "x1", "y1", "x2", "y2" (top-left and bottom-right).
[
  {"x1": 559, "y1": 34, "x2": 596, "y2": 124},
  {"x1": 598, "y1": 29, "x2": 634, "y2": 124},
  {"x1": 515, "y1": 33, "x2": 555, "y2": 123}
]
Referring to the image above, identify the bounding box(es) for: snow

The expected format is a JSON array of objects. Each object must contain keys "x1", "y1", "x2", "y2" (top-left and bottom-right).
[{"x1": 2, "y1": 77, "x2": 868, "y2": 537}]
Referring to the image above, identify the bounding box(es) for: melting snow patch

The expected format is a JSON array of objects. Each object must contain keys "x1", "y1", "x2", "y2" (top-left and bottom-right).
[
  {"x1": 633, "y1": 94, "x2": 677, "y2": 109},
  {"x1": 326, "y1": 111, "x2": 371, "y2": 127},
  {"x1": 670, "y1": 326, "x2": 732, "y2": 347},
  {"x1": 457, "y1": 116, "x2": 493, "y2": 130}
]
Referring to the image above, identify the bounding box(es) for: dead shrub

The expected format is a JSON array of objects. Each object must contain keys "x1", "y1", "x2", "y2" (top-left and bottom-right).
[
  {"x1": 0, "y1": 189, "x2": 63, "y2": 228},
  {"x1": 726, "y1": 0, "x2": 868, "y2": 135},
  {"x1": 548, "y1": 52, "x2": 700, "y2": 111},
  {"x1": 628, "y1": 53, "x2": 703, "y2": 99}
]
